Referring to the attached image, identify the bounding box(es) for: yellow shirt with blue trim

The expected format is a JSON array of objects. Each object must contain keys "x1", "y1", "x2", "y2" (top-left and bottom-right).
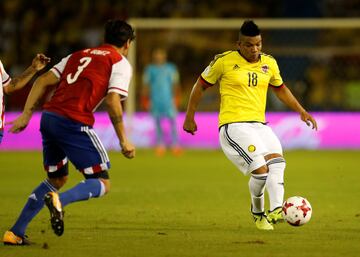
[{"x1": 200, "y1": 50, "x2": 283, "y2": 127}]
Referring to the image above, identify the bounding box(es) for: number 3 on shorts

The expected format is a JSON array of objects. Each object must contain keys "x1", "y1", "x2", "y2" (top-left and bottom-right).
[{"x1": 67, "y1": 57, "x2": 92, "y2": 84}]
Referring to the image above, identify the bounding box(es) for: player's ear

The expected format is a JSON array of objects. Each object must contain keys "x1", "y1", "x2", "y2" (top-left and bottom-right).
[{"x1": 236, "y1": 40, "x2": 241, "y2": 48}]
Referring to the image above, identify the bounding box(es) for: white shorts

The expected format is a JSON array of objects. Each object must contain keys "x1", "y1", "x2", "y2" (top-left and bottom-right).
[{"x1": 219, "y1": 122, "x2": 283, "y2": 175}]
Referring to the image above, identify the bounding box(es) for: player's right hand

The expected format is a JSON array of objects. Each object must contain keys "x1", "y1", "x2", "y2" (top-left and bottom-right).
[
  {"x1": 120, "y1": 140, "x2": 135, "y2": 159},
  {"x1": 183, "y1": 118, "x2": 197, "y2": 135},
  {"x1": 6, "y1": 113, "x2": 31, "y2": 133}
]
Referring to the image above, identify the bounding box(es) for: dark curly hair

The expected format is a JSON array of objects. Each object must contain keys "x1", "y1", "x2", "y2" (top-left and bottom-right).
[
  {"x1": 240, "y1": 20, "x2": 260, "y2": 37},
  {"x1": 104, "y1": 19, "x2": 135, "y2": 47}
]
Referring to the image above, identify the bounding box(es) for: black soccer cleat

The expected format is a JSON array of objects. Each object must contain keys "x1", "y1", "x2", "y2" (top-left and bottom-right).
[{"x1": 44, "y1": 192, "x2": 64, "y2": 236}]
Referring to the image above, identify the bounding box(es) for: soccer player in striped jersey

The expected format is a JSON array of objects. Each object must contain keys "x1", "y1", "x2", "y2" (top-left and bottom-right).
[
  {"x1": 183, "y1": 20, "x2": 317, "y2": 230},
  {"x1": 3, "y1": 20, "x2": 136, "y2": 245},
  {"x1": 0, "y1": 54, "x2": 50, "y2": 144}
]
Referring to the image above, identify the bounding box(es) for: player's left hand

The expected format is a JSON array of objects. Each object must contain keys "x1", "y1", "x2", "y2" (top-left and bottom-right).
[
  {"x1": 300, "y1": 111, "x2": 318, "y2": 130},
  {"x1": 5, "y1": 113, "x2": 31, "y2": 133},
  {"x1": 6, "y1": 112, "x2": 32, "y2": 133},
  {"x1": 31, "y1": 53, "x2": 51, "y2": 71},
  {"x1": 120, "y1": 140, "x2": 136, "y2": 159}
]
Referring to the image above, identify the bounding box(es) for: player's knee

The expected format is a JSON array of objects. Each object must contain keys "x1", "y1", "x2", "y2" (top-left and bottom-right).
[
  {"x1": 264, "y1": 153, "x2": 283, "y2": 162},
  {"x1": 47, "y1": 176, "x2": 68, "y2": 190},
  {"x1": 251, "y1": 165, "x2": 268, "y2": 175},
  {"x1": 265, "y1": 154, "x2": 286, "y2": 170}
]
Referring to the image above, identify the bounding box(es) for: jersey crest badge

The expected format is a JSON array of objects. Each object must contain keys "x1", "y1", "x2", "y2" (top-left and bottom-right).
[
  {"x1": 248, "y1": 145, "x2": 256, "y2": 152},
  {"x1": 261, "y1": 64, "x2": 269, "y2": 73}
]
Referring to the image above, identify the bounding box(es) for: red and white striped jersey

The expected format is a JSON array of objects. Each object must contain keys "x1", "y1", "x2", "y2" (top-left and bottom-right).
[
  {"x1": 0, "y1": 60, "x2": 11, "y2": 130},
  {"x1": 44, "y1": 44, "x2": 132, "y2": 126}
]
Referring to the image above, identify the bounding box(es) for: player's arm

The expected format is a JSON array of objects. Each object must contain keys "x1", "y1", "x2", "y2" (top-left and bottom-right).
[
  {"x1": 183, "y1": 78, "x2": 207, "y2": 135},
  {"x1": 271, "y1": 85, "x2": 318, "y2": 130},
  {"x1": 3, "y1": 54, "x2": 50, "y2": 95},
  {"x1": 104, "y1": 92, "x2": 135, "y2": 159},
  {"x1": 7, "y1": 71, "x2": 59, "y2": 133},
  {"x1": 184, "y1": 53, "x2": 222, "y2": 134}
]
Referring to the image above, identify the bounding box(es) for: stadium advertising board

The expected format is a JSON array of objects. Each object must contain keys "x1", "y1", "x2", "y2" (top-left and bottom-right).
[{"x1": 1, "y1": 112, "x2": 359, "y2": 150}]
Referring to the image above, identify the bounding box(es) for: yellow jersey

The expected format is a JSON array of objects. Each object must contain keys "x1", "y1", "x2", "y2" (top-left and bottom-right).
[{"x1": 200, "y1": 50, "x2": 283, "y2": 127}]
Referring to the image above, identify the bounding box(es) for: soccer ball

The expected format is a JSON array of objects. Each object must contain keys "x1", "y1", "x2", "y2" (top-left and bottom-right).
[{"x1": 282, "y1": 196, "x2": 312, "y2": 226}]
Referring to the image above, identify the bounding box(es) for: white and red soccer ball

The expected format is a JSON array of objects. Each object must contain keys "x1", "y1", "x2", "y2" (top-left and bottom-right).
[{"x1": 282, "y1": 196, "x2": 312, "y2": 226}]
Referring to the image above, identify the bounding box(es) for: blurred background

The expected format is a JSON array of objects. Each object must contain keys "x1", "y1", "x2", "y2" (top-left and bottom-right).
[
  {"x1": 1, "y1": 0, "x2": 360, "y2": 112},
  {"x1": 1, "y1": 0, "x2": 360, "y2": 150}
]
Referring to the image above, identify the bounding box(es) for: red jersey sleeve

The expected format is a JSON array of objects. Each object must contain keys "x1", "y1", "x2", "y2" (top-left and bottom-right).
[
  {"x1": 0, "y1": 61, "x2": 11, "y2": 87},
  {"x1": 107, "y1": 57, "x2": 132, "y2": 100},
  {"x1": 50, "y1": 54, "x2": 72, "y2": 78}
]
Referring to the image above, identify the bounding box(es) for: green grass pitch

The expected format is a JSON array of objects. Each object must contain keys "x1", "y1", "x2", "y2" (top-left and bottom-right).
[{"x1": 0, "y1": 150, "x2": 359, "y2": 257}]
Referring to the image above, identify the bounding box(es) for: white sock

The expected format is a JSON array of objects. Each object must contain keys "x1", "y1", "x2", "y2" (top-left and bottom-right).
[
  {"x1": 249, "y1": 173, "x2": 267, "y2": 214},
  {"x1": 266, "y1": 157, "x2": 286, "y2": 211},
  {"x1": 99, "y1": 180, "x2": 106, "y2": 197}
]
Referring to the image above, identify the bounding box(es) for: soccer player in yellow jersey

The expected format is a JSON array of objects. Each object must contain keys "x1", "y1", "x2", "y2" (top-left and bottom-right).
[{"x1": 183, "y1": 20, "x2": 317, "y2": 230}]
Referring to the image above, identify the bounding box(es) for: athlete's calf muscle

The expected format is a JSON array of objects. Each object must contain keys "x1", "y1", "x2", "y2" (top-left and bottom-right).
[{"x1": 48, "y1": 176, "x2": 68, "y2": 190}]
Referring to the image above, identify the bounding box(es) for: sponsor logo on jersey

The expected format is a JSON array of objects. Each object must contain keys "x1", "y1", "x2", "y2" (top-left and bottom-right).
[
  {"x1": 233, "y1": 64, "x2": 240, "y2": 70},
  {"x1": 29, "y1": 193, "x2": 37, "y2": 201}
]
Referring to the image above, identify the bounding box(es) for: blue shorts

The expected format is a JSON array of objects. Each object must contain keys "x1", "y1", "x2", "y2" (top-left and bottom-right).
[
  {"x1": 0, "y1": 130, "x2": 3, "y2": 144},
  {"x1": 40, "y1": 112, "x2": 110, "y2": 178}
]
